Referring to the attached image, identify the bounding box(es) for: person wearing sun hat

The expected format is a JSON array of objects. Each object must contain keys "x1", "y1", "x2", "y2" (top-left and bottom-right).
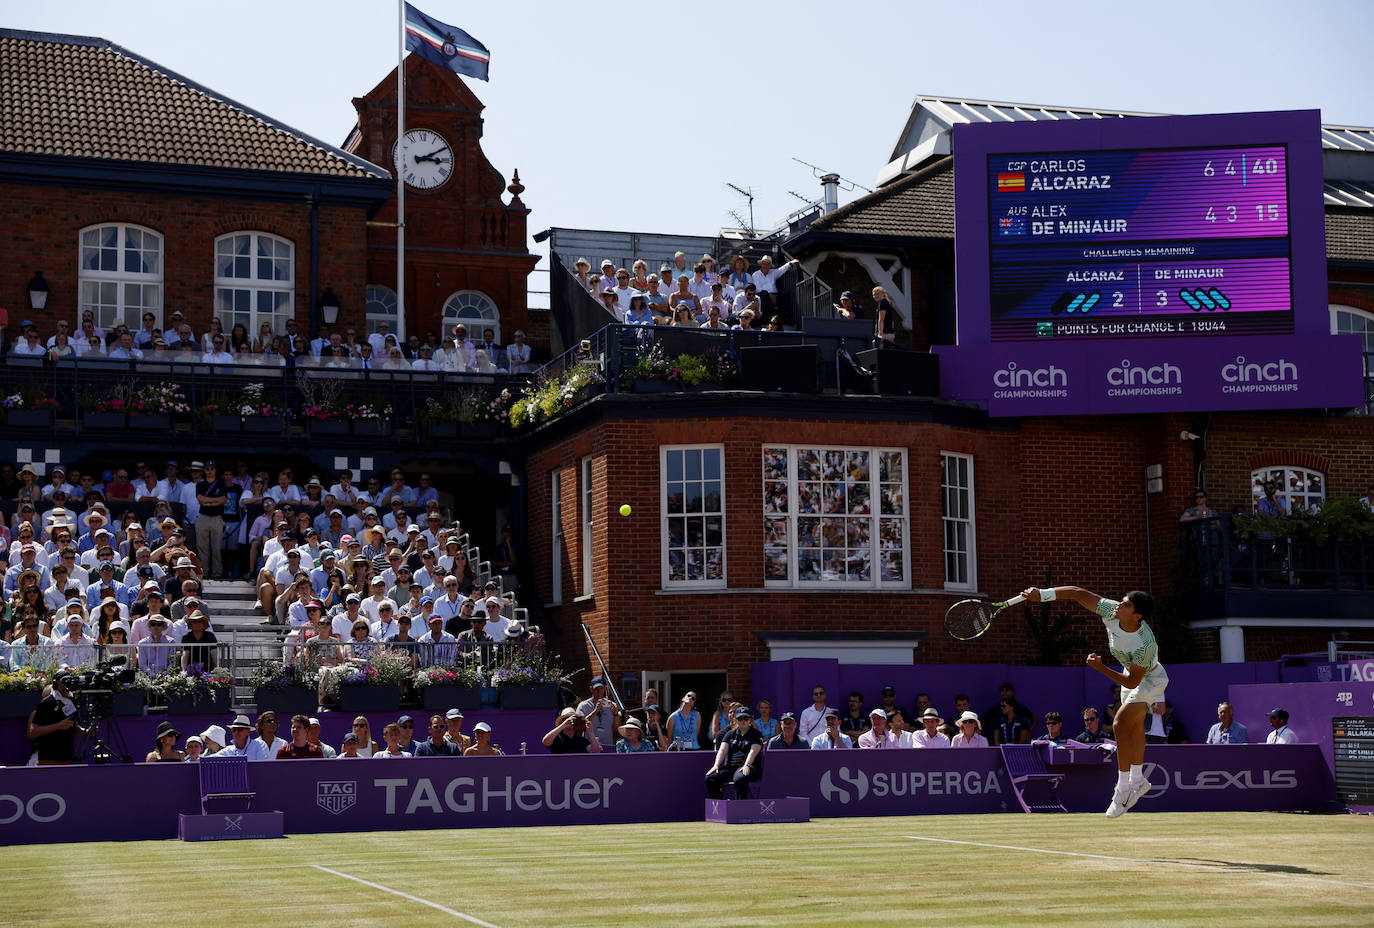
[
  {"x1": 615, "y1": 717, "x2": 656, "y2": 753},
  {"x1": 146, "y1": 720, "x2": 185, "y2": 762},
  {"x1": 913, "y1": 707, "x2": 951, "y2": 748},
  {"x1": 950, "y1": 710, "x2": 989, "y2": 748}
]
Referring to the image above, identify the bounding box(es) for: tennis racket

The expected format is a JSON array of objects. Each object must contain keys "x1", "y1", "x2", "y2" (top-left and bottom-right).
[{"x1": 944, "y1": 594, "x2": 1025, "y2": 640}]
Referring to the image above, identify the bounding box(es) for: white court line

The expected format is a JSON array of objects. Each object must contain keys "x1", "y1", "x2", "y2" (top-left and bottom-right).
[
  {"x1": 312, "y1": 864, "x2": 503, "y2": 928},
  {"x1": 901, "y1": 835, "x2": 1374, "y2": 890}
]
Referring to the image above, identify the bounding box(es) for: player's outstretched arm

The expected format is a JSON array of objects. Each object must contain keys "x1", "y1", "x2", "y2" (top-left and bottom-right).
[{"x1": 1021, "y1": 586, "x2": 1101, "y2": 612}]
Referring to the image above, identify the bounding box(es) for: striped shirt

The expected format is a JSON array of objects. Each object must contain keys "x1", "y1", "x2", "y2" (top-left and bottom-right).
[{"x1": 1095, "y1": 598, "x2": 1159, "y2": 670}]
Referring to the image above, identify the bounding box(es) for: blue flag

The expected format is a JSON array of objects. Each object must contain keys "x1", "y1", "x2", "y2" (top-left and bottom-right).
[{"x1": 404, "y1": 3, "x2": 490, "y2": 81}]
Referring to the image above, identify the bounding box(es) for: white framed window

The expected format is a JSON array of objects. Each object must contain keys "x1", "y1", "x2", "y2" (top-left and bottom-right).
[
  {"x1": 366, "y1": 285, "x2": 399, "y2": 337},
  {"x1": 581, "y1": 456, "x2": 595, "y2": 595},
  {"x1": 762, "y1": 445, "x2": 908, "y2": 588},
  {"x1": 442, "y1": 290, "x2": 501, "y2": 345},
  {"x1": 78, "y1": 223, "x2": 163, "y2": 332},
  {"x1": 1330, "y1": 304, "x2": 1374, "y2": 353},
  {"x1": 661, "y1": 445, "x2": 725, "y2": 587},
  {"x1": 941, "y1": 453, "x2": 976, "y2": 590},
  {"x1": 1252, "y1": 465, "x2": 1325, "y2": 513},
  {"x1": 550, "y1": 471, "x2": 563, "y2": 605},
  {"x1": 214, "y1": 231, "x2": 294, "y2": 338}
]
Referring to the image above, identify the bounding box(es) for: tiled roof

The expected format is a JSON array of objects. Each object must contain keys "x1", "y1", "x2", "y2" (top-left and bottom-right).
[
  {"x1": 807, "y1": 157, "x2": 954, "y2": 239},
  {"x1": 0, "y1": 29, "x2": 387, "y2": 179},
  {"x1": 1326, "y1": 212, "x2": 1374, "y2": 263}
]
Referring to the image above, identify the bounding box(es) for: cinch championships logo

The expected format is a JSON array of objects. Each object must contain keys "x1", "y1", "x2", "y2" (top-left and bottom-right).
[
  {"x1": 316, "y1": 780, "x2": 357, "y2": 815},
  {"x1": 992, "y1": 361, "x2": 1069, "y2": 399},
  {"x1": 1105, "y1": 359, "x2": 1183, "y2": 397},
  {"x1": 1220, "y1": 355, "x2": 1298, "y2": 394}
]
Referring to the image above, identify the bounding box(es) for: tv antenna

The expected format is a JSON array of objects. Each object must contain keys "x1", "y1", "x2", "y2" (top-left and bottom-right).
[
  {"x1": 725, "y1": 182, "x2": 756, "y2": 237},
  {"x1": 791, "y1": 157, "x2": 873, "y2": 194}
]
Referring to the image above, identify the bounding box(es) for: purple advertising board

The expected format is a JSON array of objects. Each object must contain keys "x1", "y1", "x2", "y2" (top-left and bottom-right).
[
  {"x1": 944, "y1": 108, "x2": 1365, "y2": 416},
  {"x1": 0, "y1": 745, "x2": 1332, "y2": 845}
]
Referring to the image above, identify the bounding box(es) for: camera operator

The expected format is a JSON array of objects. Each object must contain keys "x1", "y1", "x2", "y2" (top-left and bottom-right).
[
  {"x1": 542, "y1": 706, "x2": 603, "y2": 754},
  {"x1": 27, "y1": 673, "x2": 83, "y2": 765}
]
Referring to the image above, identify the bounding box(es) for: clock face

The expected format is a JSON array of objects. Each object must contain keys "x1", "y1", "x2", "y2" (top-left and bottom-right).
[{"x1": 391, "y1": 128, "x2": 453, "y2": 190}]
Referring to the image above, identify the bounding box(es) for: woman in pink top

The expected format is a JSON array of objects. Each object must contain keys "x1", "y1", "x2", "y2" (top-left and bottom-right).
[{"x1": 950, "y1": 710, "x2": 990, "y2": 747}]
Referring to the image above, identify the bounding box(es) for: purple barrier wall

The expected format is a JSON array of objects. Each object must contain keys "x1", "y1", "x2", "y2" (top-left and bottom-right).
[
  {"x1": 0, "y1": 744, "x2": 1332, "y2": 845},
  {"x1": 751, "y1": 660, "x2": 1279, "y2": 740},
  {"x1": 1228, "y1": 680, "x2": 1374, "y2": 774},
  {"x1": 0, "y1": 708, "x2": 566, "y2": 767}
]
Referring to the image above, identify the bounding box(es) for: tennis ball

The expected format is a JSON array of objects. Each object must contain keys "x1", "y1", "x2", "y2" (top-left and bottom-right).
[{"x1": 619, "y1": 504, "x2": 632, "y2": 517}]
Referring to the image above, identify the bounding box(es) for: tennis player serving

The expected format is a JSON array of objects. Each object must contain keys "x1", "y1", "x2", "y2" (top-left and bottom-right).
[{"x1": 1022, "y1": 585, "x2": 1167, "y2": 818}]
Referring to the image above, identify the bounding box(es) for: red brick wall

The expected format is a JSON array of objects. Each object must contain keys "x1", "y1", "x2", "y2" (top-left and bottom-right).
[
  {"x1": 524, "y1": 405, "x2": 1374, "y2": 699},
  {"x1": 0, "y1": 183, "x2": 370, "y2": 338}
]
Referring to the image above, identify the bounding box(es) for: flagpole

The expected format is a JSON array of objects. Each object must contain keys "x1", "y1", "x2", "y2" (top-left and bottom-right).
[{"x1": 395, "y1": 0, "x2": 407, "y2": 345}]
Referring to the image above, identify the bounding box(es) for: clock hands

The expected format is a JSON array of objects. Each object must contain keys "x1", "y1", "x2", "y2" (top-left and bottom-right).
[{"x1": 413, "y1": 147, "x2": 451, "y2": 165}]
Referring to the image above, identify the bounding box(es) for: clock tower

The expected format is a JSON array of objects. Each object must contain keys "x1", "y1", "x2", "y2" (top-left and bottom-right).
[{"x1": 347, "y1": 55, "x2": 538, "y2": 350}]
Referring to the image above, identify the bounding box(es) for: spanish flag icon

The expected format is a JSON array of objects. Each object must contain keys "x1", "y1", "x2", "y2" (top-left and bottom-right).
[{"x1": 997, "y1": 172, "x2": 1025, "y2": 193}]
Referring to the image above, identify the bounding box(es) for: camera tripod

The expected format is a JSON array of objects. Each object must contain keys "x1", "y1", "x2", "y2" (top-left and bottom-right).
[{"x1": 74, "y1": 692, "x2": 133, "y2": 764}]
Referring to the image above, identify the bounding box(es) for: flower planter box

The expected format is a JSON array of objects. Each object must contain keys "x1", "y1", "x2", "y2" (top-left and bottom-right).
[
  {"x1": 461, "y1": 422, "x2": 499, "y2": 440},
  {"x1": 353, "y1": 420, "x2": 392, "y2": 437},
  {"x1": 212, "y1": 414, "x2": 243, "y2": 433},
  {"x1": 498, "y1": 683, "x2": 559, "y2": 709},
  {"x1": 308, "y1": 418, "x2": 349, "y2": 436},
  {"x1": 421, "y1": 684, "x2": 484, "y2": 712},
  {"x1": 634, "y1": 378, "x2": 674, "y2": 394},
  {"x1": 0, "y1": 690, "x2": 42, "y2": 718},
  {"x1": 163, "y1": 688, "x2": 233, "y2": 715},
  {"x1": 254, "y1": 685, "x2": 317, "y2": 716},
  {"x1": 83, "y1": 411, "x2": 126, "y2": 429},
  {"x1": 128, "y1": 413, "x2": 172, "y2": 431},
  {"x1": 243, "y1": 415, "x2": 286, "y2": 434},
  {"x1": 430, "y1": 422, "x2": 459, "y2": 439},
  {"x1": 111, "y1": 688, "x2": 146, "y2": 716},
  {"x1": 339, "y1": 684, "x2": 401, "y2": 713},
  {"x1": 6, "y1": 410, "x2": 54, "y2": 428}
]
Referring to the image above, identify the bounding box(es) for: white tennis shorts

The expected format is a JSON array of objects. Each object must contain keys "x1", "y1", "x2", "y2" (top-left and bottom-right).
[{"x1": 1120, "y1": 664, "x2": 1168, "y2": 707}]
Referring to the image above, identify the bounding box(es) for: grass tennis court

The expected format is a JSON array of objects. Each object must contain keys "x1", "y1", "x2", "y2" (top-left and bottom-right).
[{"x1": 6, "y1": 812, "x2": 1370, "y2": 927}]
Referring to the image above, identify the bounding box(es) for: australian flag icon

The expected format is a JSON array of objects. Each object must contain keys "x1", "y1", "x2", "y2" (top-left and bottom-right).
[{"x1": 999, "y1": 216, "x2": 1027, "y2": 236}]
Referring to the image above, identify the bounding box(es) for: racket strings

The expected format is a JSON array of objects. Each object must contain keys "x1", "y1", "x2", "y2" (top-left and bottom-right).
[{"x1": 945, "y1": 601, "x2": 992, "y2": 640}]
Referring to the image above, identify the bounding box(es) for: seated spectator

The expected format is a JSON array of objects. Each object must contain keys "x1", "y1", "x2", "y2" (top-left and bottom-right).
[
  {"x1": 338, "y1": 732, "x2": 363, "y2": 757},
  {"x1": 1265, "y1": 708, "x2": 1297, "y2": 744},
  {"x1": 704, "y1": 706, "x2": 764, "y2": 799},
  {"x1": 993, "y1": 699, "x2": 1031, "y2": 746},
  {"x1": 810, "y1": 709, "x2": 852, "y2": 750},
  {"x1": 615, "y1": 717, "x2": 656, "y2": 753},
  {"x1": 543, "y1": 707, "x2": 602, "y2": 754},
  {"x1": 147, "y1": 721, "x2": 185, "y2": 763},
  {"x1": 982, "y1": 681, "x2": 1033, "y2": 737},
  {"x1": 136, "y1": 615, "x2": 176, "y2": 674},
  {"x1": 464, "y1": 721, "x2": 501, "y2": 755},
  {"x1": 1039, "y1": 711, "x2": 1070, "y2": 745},
  {"x1": 754, "y1": 699, "x2": 777, "y2": 740},
  {"x1": 1144, "y1": 700, "x2": 1171, "y2": 745},
  {"x1": 878, "y1": 685, "x2": 907, "y2": 722},
  {"x1": 415, "y1": 714, "x2": 463, "y2": 755},
  {"x1": 199, "y1": 724, "x2": 226, "y2": 755},
  {"x1": 218, "y1": 716, "x2": 254, "y2": 756},
  {"x1": 913, "y1": 708, "x2": 951, "y2": 748},
  {"x1": 374, "y1": 722, "x2": 409, "y2": 757},
  {"x1": 859, "y1": 708, "x2": 899, "y2": 748},
  {"x1": 183, "y1": 734, "x2": 204, "y2": 762},
  {"x1": 1075, "y1": 708, "x2": 1108, "y2": 744},
  {"x1": 1205, "y1": 701, "x2": 1248, "y2": 744},
  {"x1": 642, "y1": 703, "x2": 669, "y2": 751},
  {"x1": 444, "y1": 708, "x2": 471, "y2": 752},
  {"x1": 179, "y1": 611, "x2": 217, "y2": 672},
  {"x1": 951, "y1": 711, "x2": 989, "y2": 747},
  {"x1": 766, "y1": 711, "x2": 809, "y2": 750},
  {"x1": 248, "y1": 711, "x2": 287, "y2": 761}
]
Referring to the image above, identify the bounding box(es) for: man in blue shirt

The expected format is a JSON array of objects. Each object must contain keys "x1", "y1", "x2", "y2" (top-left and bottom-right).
[{"x1": 1205, "y1": 701, "x2": 1249, "y2": 744}]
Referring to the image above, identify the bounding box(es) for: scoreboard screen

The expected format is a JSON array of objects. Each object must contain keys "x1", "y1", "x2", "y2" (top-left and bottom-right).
[
  {"x1": 987, "y1": 146, "x2": 1293, "y2": 341},
  {"x1": 952, "y1": 109, "x2": 1328, "y2": 348}
]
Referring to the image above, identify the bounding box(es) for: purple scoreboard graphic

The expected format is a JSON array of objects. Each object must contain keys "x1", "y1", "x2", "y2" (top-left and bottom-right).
[{"x1": 943, "y1": 109, "x2": 1366, "y2": 415}]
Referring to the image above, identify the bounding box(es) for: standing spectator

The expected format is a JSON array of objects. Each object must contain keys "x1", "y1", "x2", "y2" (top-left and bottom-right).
[
  {"x1": 859, "y1": 708, "x2": 900, "y2": 749},
  {"x1": 506, "y1": 330, "x2": 532, "y2": 373},
  {"x1": 543, "y1": 707, "x2": 601, "y2": 754},
  {"x1": 951, "y1": 711, "x2": 989, "y2": 747},
  {"x1": 1205, "y1": 701, "x2": 1249, "y2": 745},
  {"x1": 704, "y1": 706, "x2": 764, "y2": 800},
  {"x1": 415, "y1": 715, "x2": 463, "y2": 755},
  {"x1": 1075, "y1": 708, "x2": 1108, "y2": 744},
  {"x1": 576, "y1": 676, "x2": 621, "y2": 747},
  {"x1": 766, "y1": 712, "x2": 809, "y2": 750},
  {"x1": 708, "y1": 690, "x2": 737, "y2": 742},
  {"x1": 873, "y1": 286, "x2": 897, "y2": 344},
  {"x1": 1265, "y1": 708, "x2": 1297, "y2": 744},
  {"x1": 750, "y1": 255, "x2": 800, "y2": 321},
  {"x1": 810, "y1": 709, "x2": 852, "y2": 750},
  {"x1": 194, "y1": 462, "x2": 228, "y2": 580},
  {"x1": 667, "y1": 691, "x2": 702, "y2": 750},
  {"x1": 799, "y1": 685, "x2": 830, "y2": 743}
]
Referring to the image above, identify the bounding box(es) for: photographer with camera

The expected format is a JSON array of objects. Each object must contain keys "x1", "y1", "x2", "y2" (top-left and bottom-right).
[
  {"x1": 574, "y1": 676, "x2": 620, "y2": 747},
  {"x1": 542, "y1": 706, "x2": 603, "y2": 754},
  {"x1": 27, "y1": 673, "x2": 83, "y2": 765}
]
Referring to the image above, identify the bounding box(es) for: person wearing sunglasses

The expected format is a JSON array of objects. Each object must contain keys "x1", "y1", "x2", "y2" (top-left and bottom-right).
[{"x1": 799, "y1": 686, "x2": 830, "y2": 742}]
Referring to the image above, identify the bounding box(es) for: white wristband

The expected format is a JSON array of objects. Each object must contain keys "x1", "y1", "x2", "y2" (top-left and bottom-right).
[{"x1": 1039, "y1": 588, "x2": 1057, "y2": 601}]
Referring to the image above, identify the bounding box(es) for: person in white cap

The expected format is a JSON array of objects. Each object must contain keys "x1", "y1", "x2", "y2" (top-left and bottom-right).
[
  {"x1": 858, "y1": 708, "x2": 899, "y2": 748},
  {"x1": 464, "y1": 721, "x2": 502, "y2": 756},
  {"x1": 184, "y1": 734, "x2": 205, "y2": 762},
  {"x1": 54, "y1": 613, "x2": 95, "y2": 669},
  {"x1": 950, "y1": 710, "x2": 989, "y2": 748}
]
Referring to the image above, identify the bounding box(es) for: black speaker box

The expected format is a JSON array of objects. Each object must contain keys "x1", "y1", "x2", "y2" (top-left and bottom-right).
[
  {"x1": 738, "y1": 344, "x2": 821, "y2": 392},
  {"x1": 855, "y1": 348, "x2": 939, "y2": 396}
]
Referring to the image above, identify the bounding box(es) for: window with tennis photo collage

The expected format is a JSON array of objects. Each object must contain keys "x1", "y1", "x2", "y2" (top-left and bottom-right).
[
  {"x1": 662, "y1": 445, "x2": 725, "y2": 586},
  {"x1": 763, "y1": 446, "x2": 908, "y2": 587}
]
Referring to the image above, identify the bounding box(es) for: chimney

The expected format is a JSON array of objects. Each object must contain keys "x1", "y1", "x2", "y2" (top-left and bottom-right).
[{"x1": 820, "y1": 173, "x2": 840, "y2": 214}]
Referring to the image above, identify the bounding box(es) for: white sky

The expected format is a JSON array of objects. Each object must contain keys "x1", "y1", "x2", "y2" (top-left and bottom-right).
[{"x1": 9, "y1": 0, "x2": 1372, "y2": 241}]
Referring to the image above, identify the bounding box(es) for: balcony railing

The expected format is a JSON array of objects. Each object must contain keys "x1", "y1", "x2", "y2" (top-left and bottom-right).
[{"x1": 1180, "y1": 515, "x2": 1374, "y2": 593}]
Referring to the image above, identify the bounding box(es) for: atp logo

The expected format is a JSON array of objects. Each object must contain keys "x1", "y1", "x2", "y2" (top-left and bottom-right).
[
  {"x1": 316, "y1": 780, "x2": 357, "y2": 815},
  {"x1": 819, "y1": 766, "x2": 869, "y2": 804}
]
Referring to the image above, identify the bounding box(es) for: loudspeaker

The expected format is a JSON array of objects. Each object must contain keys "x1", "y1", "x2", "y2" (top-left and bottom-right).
[
  {"x1": 855, "y1": 348, "x2": 939, "y2": 396},
  {"x1": 738, "y1": 344, "x2": 821, "y2": 392}
]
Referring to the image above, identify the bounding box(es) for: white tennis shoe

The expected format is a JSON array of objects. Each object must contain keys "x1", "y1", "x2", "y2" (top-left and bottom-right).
[
  {"x1": 1122, "y1": 777, "x2": 1151, "y2": 811},
  {"x1": 1104, "y1": 786, "x2": 1131, "y2": 818}
]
